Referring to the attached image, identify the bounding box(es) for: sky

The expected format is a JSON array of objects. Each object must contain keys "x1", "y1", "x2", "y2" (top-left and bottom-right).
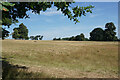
[{"x1": 5, "y1": 2, "x2": 118, "y2": 40}]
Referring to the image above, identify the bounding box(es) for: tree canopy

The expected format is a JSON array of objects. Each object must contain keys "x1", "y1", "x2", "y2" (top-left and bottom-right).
[
  {"x1": 1, "y1": 2, "x2": 94, "y2": 27},
  {"x1": 90, "y1": 28, "x2": 104, "y2": 41},
  {"x1": 90, "y1": 22, "x2": 118, "y2": 41},
  {"x1": 12, "y1": 23, "x2": 29, "y2": 40},
  {"x1": 30, "y1": 35, "x2": 43, "y2": 40},
  {"x1": 53, "y1": 33, "x2": 88, "y2": 41},
  {"x1": 104, "y1": 22, "x2": 117, "y2": 41}
]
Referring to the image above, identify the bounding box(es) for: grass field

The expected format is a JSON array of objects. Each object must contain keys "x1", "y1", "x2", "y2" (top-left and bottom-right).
[{"x1": 2, "y1": 40, "x2": 118, "y2": 78}]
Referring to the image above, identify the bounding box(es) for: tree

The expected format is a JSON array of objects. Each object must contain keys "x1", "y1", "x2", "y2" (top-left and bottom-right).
[
  {"x1": 12, "y1": 23, "x2": 29, "y2": 40},
  {"x1": 69, "y1": 36, "x2": 75, "y2": 41},
  {"x1": 90, "y1": 28, "x2": 104, "y2": 41},
  {"x1": 30, "y1": 35, "x2": 43, "y2": 40},
  {"x1": 53, "y1": 38, "x2": 57, "y2": 40},
  {"x1": 12, "y1": 29, "x2": 19, "y2": 39},
  {"x1": 1, "y1": 2, "x2": 94, "y2": 27},
  {"x1": 30, "y1": 36, "x2": 35, "y2": 40},
  {"x1": 39, "y1": 36, "x2": 43, "y2": 40},
  {"x1": 53, "y1": 37, "x2": 61, "y2": 40},
  {"x1": 62, "y1": 37, "x2": 70, "y2": 40},
  {"x1": 75, "y1": 33, "x2": 85, "y2": 41},
  {"x1": 84, "y1": 38, "x2": 89, "y2": 41},
  {"x1": 2, "y1": 28, "x2": 10, "y2": 40},
  {"x1": 104, "y1": 22, "x2": 117, "y2": 41}
]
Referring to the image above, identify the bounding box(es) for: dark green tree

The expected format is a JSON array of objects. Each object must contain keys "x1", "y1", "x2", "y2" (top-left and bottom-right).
[
  {"x1": 69, "y1": 36, "x2": 75, "y2": 41},
  {"x1": 2, "y1": 28, "x2": 10, "y2": 40},
  {"x1": 74, "y1": 33, "x2": 85, "y2": 41},
  {"x1": 53, "y1": 37, "x2": 61, "y2": 40},
  {"x1": 104, "y1": 22, "x2": 117, "y2": 41},
  {"x1": 84, "y1": 38, "x2": 89, "y2": 41},
  {"x1": 30, "y1": 35, "x2": 43, "y2": 40},
  {"x1": 30, "y1": 36, "x2": 35, "y2": 40},
  {"x1": 12, "y1": 23, "x2": 29, "y2": 40},
  {"x1": 39, "y1": 36, "x2": 43, "y2": 40},
  {"x1": 90, "y1": 28, "x2": 104, "y2": 41},
  {"x1": 53, "y1": 38, "x2": 57, "y2": 40},
  {"x1": 62, "y1": 37, "x2": 70, "y2": 40},
  {"x1": 12, "y1": 29, "x2": 19, "y2": 39}
]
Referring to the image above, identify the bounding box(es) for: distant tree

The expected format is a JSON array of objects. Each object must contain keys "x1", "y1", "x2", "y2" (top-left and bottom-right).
[
  {"x1": 30, "y1": 35, "x2": 43, "y2": 40},
  {"x1": 12, "y1": 23, "x2": 29, "y2": 40},
  {"x1": 118, "y1": 38, "x2": 120, "y2": 41},
  {"x1": 34, "y1": 36, "x2": 38, "y2": 40},
  {"x1": 104, "y1": 22, "x2": 117, "y2": 41},
  {"x1": 74, "y1": 33, "x2": 85, "y2": 41},
  {"x1": 69, "y1": 36, "x2": 75, "y2": 41},
  {"x1": 53, "y1": 38, "x2": 57, "y2": 40},
  {"x1": 84, "y1": 38, "x2": 89, "y2": 41},
  {"x1": 39, "y1": 36, "x2": 43, "y2": 40},
  {"x1": 53, "y1": 37, "x2": 61, "y2": 40},
  {"x1": 2, "y1": 28, "x2": 10, "y2": 40},
  {"x1": 62, "y1": 37, "x2": 70, "y2": 40},
  {"x1": 57, "y1": 38, "x2": 61, "y2": 40},
  {"x1": 30, "y1": 36, "x2": 35, "y2": 40},
  {"x1": 90, "y1": 28, "x2": 104, "y2": 41}
]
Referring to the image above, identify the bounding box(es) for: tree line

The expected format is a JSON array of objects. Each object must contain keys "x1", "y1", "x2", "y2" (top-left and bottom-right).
[
  {"x1": 53, "y1": 33, "x2": 89, "y2": 41},
  {"x1": 2, "y1": 22, "x2": 119, "y2": 41},
  {"x1": 2, "y1": 23, "x2": 43, "y2": 40},
  {"x1": 53, "y1": 22, "x2": 119, "y2": 41}
]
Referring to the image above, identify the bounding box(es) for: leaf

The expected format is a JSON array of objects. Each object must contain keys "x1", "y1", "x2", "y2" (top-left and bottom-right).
[{"x1": 2, "y1": 2, "x2": 15, "y2": 6}]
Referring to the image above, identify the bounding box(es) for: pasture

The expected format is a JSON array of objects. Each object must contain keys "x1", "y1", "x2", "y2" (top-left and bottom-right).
[{"x1": 2, "y1": 40, "x2": 118, "y2": 78}]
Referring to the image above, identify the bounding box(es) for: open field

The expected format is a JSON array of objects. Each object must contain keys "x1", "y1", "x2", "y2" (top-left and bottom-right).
[{"x1": 2, "y1": 40, "x2": 118, "y2": 78}]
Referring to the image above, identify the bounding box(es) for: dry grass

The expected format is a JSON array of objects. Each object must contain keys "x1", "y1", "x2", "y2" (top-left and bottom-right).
[{"x1": 2, "y1": 39, "x2": 118, "y2": 78}]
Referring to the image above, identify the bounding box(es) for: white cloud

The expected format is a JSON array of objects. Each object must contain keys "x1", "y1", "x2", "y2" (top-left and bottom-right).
[
  {"x1": 29, "y1": 7, "x2": 62, "y2": 16},
  {"x1": 89, "y1": 13, "x2": 102, "y2": 18},
  {"x1": 40, "y1": 8, "x2": 62, "y2": 16}
]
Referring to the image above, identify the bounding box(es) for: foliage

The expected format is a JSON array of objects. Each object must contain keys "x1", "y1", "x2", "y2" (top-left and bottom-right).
[
  {"x1": 2, "y1": 28, "x2": 10, "y2": 40},
  {"x1": 2, "y1": 2, "x2": 94, "y2": 27},
  {"x1": 104, "y1": 22, "x2": 117, "y2": 41},
  {"x1": 90, "y1": 22, "x2": 118, "y2": 41},
  {"x1": 74, "y1": 33, "x2": 85, "y2": 41},
  {"x1": 90, "y1": 28, "x2": 104, "y2": 41},
  {"x1": 53, "y1": 37, "x2": 61, "y2": 40},
  {"x1": 53, "y1": 33, "x2": 87, "y2": 41},
  {"x1": 12, "y1": 23, "x2": 29, "y2": 40},
  {"x1": 0, "y1": 2, "x2": 16, "y2": 27},
  {"x1": 30, "y1": 35, "x2": 43, "y2": 40}
]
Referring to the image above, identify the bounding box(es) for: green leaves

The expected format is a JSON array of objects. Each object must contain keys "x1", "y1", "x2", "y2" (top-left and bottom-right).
[
  {"x1": 72, "y1": 5, "x2": 94, "y2": 23},
  {"x1": 2, "y1": 2, "x2": 94, "y2": 27},
  {"x1": 2, "y1": 2, "x2": 15, "y2": 6},
  {"x1": 0, "y1": 2, "x2": 15, "y2": 11},
  {"x1": 12, "y1": 23, "x2": 29, "y2": 40}
]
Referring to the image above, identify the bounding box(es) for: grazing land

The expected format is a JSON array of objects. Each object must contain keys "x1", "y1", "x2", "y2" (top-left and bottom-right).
[{"x1": 2, "y1": 40, "x2": 118, "y2": 78}]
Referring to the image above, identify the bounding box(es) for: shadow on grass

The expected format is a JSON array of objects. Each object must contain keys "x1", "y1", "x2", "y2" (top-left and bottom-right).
[{"x1": 1, "y1": 57, "x2": 53, "y2": 80}]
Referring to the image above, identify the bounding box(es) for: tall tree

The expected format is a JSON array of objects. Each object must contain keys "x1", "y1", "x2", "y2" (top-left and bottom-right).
[
  {"x1": 104, "y1": 22, "x2": 117, "y2": 41},
  {"x1": 90, "y1": 28, "x2": 104, "y2": 41},
  {"x1": 12, "y1": 23, "x2": 29, "y2": 40}
]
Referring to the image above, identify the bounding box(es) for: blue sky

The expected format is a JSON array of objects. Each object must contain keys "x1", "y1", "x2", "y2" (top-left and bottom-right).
[{"x1": 5, "y1": 2, "x2": 118, "y2": 40}]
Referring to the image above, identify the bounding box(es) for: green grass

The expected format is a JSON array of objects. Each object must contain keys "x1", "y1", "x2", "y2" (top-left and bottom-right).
[{"x1": 2, "y1": 40, "x2": 118, "y2": 78}]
